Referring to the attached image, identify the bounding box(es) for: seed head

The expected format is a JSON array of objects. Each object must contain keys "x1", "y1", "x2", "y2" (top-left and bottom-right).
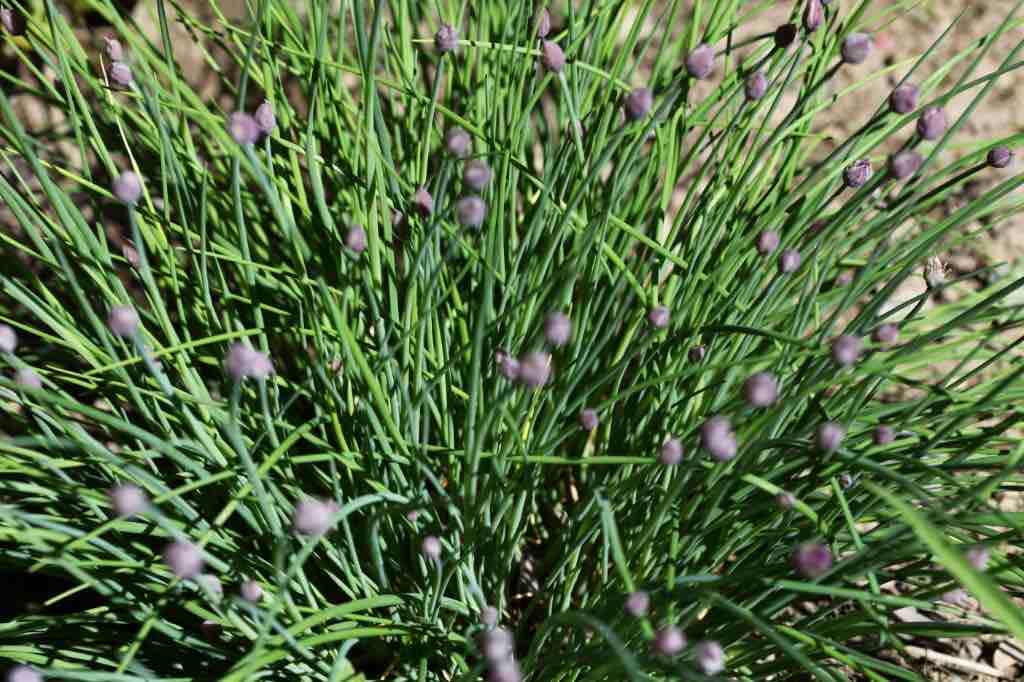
[
  {"x1": 109, "y1": 61, "x2": 133, "y2": 87},
  {"x1": 966, "y1": 547, "x2": 989, "y2": 571},
  {"x1": 0, "y1": 324, "x2": 17, "y2": 353},
  {"x1": 831, "y1": 334, "x2": 862, "y2": 366},
  {"x1": 14, "y1": 368, "x2": 41, "y2": 390},
  {"x1": 421, "y1": 535, "x2": 442, "y2": 560},
  {"x1": 541, "y1": 40, "x2": 565, "y2": 72},
  {"x1": 916, "y1": 107, "x2": 946, "y2": 140},
  {"x1": 889, "y1": 149, "x2": 922, "y2": 179},
  {"x1": 109, "y1": 483, "x2": 147, "y2": 518},
  {"x1": 163, "y1": 540, "x2": 203, "y2": 579},
  {"x1": 793, "y1": 542, "x2": 832, "y2": 578},
  {"x1": 816, "y1": 421, "x2": 845, "y2": 452},
  {"x1": 987, "y1": 146, "x2": 1013, "y2": 169},
  {"x1": 775, "y1": 492, "x2": 796, "y2": 510},
  {"x1": 1, "y1": 8, "x2": 26, "y2": 36},
  {"x1": 107, "y1": 305, "x2": 139, "y2": 337},
  {"x1": 803, "y1": 0, "x2": 823, "y2": 33},
  {"x1": 745, "y1": 71, "x2": 768, "y2": 101},
  {"x1": 254, "y1": 100, "x2": 276, "y2": 135},
  {"x1": 755, "y1": 230, "x2": 780, "y2": 255},
  {"x1": 889, "y1": 84, "x2": 919, "y2": 114},
  {"x1": 481, "y1": 626, "x2": 514, "y2": 662},
  {"x1": 653, "y1": 625, "x2": 686, "y2": 656},
  {"x1": 228, "y1": 112, "x2": 260, "y2": 145},
  {"x1": 870, "y1": 425, "x2": 895, "y2": 446},
  {"x1": 535, "y1": 8, "x2": 551, "y2": 38},
  {"x1": 695, "y1": 640, "x2": 725, "y2": 675},
  {"x1": 688, "y1": 345, "x2": 706, "y2": 363},
  {"x1": 223, "y1": 342, "x2": 273, "y2": 380},
  {"x1": 578, "y1": 408, "x2": 599, "y2": 431},
  {"x1": 658, "y1": 438, "x2": 683, "y2": 465},
  {"x1": 456, "y1": 196, "x2": 487, "y2": 228},
  {"x1": 5, "y1": 666, "x2": 41, "y2": 682},
  {"x1": 517, "y1": 351, "x2": 551, "y2": 388},
  {"x1": 240, "y1": 579, "x2": 262, "y2": 603},
  {"x1": 624, "y1": 590, "x2": 650, "y2": 617},
  {"x1": 843, "y1": 159, "x2": 872, "y2": 188},
  {"x1": 774, "y1": 23, "x2": 797, "y2": 49},
  {"x1": 647, "y1": 305, "x2": 670, "y2": 328},
  {"x1": 413, "y1": 187, "x2": 434, "y2": 217},
  {"x1": 685, "y1": 43, "x2": 715, "y2": 80},
  {"x1": 345, "y1": 225, "x2": 368, "y2": 253},
  {"x1": 104, "y1": 37, "x2": 124, "y2": 61},
  {"x1": 624, "y1": 87, "x2": 653, "y2": 121},
  {"x1": 480, "y1": 605, "x2": 499, "y2": 627},
  {"x1": 445, "y1": 127, "x2": 472, "y2": 157},
  {"x1": 840, "y1": 33, "x2": 872, "y2": 64},
  {"x1": 924, "y1": 255, "x2": 946, "y2": 289},
  {"x1": 292, "y1": 497, "x2": 338, "y2": 536},
  {"x1": 743, "y1": 372, "x2": 778, "y2": 408},
  {"x1": 113, "y1": 170, "x2": 142, "y2": 204},
  {"x1": 778, "y1": 248, "x2": 801, "y2": 274},
  {"x1": 701, "y1": 416, "x2": 738, "y2": 461},
  {"x1": 872, "y1": 323, "x2": 898, "y2": 346},
  {"x1": 544, "y1": 312, "x2": 571, "y2": 347},
  {"x1": 435, "y1": 24, "x2": 458, "y2": 53},
  {"x1": 463, "y1": 159, "x2": 492, "y2": 191}
]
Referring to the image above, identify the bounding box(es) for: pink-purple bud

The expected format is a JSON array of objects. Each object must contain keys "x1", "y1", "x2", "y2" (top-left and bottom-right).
[
  {"x1": 688, "y1": 345, "x2": 706, "y2": 363},
  {"x1": 831, "y1": 334, "x2": 862, "y2": 366},
  {"x1": 966, "y1": 547, "x2": 989, "y2": 570},
  {"x1": 104, "y1": 37, "x2": 124, "y2": 62},
  {"x1": 1, "y1": 8, "x2": 26, "y2": 36},
  {"x1": 445, "y1": 127, "x2": 472, "y2": 157},
  {"x1": 840, "y1": 33, "x2": 872, "y2": 64},
  {"x1": 435, "y1": 24, "x2": 458, "y2": 53},
  {"x1": 916, "y1": 107, "x2": 946, "y2": 140},
  {"x1": 803, "y1": 0, "x2": 823, "y2": 32},
  {"x1": 578, "y1": 408, "x2": 599, "y2": 431},
  {"x1": 228, "y1": 112, "x2": 260, "y2": 145},
  {"x1": 624, "y1": 590, "x2": 650, "y2": 617},
  {"x1": 109, "y1": 61, "x2": 133, "y2": 88},
  {"x1": 941, "y1": 588, "x2": 970, "y2": 607},
  {"x1": 653, "y1": 625, "x2": 686, "y2": 656},
  {"x1": 109, "y1": 483, "x2": 148, "y2": 517},
  {"x1": 488, "y1": 660, "x2": 521, "y2": 682},
  {"x1": 889, "y1": 84, "x2": 919, "y2": 114},
  {"x1": 624, "y1": 87, "x2": 653, "y2": 121},
  {"x1": 0, "y1": 324, "x2": 17, "y2": 353},
  {"x1": 14, "y1": 368, "x2": 41, "y2": 390},
  {"x1": 413, "y1": 187, "x2": 433, "y2": 217},
  {"x1": 535, "y1": 8, "x2": 551, "y2": 38},
  {"x1": 198, "y1": 573, "x2": 223, "y2": 596},
  {"x1": 701, "y1": 416, "x2": 738, "y2": 461},
  {"x1": 5, "y1": 666, "x2": 41, "y2": 682},
  {"x1": 775, "y1": 492, "x2": 796, "y2": 510},
  {"x1": 498, "y1": 353, "x2": 520, "y2": 380},
  {"x1": 843, "y1": 159, "x2": 872, "y2": 188},
  {"x1": 873, "y1": 425, "x2": 895, "y2": 445},
  {"x1": 743, "y1": 372, "x2": 778, "y2": 407},
  {"x1": 774, "y1": 23, "x2": 797, "y2": 49},
  {"x1": 223, "y1": 342, "x2": 273, "y2": 380},
  {"x1": 778, "y1": 248, "x2": 801, "y2": 274},
  {"x1": 113, "y1": 170, "x2": 142, "y2": 204},
  {"x1": 685, "y1": 43, "x2": 715, "y2": 80},
  {"x1": 240, "y1": 579, "x2": 263, "y2": 602},
  {"x1": 987, "y1": 146, "x2": 1013, "y2": 169},
  {"x1": 658, "y1": 438, "x2": 683, "y2": 465},
  {"x1": 480, "y1": 605, "x2": 499, "y2": 627},
  {"x1": 254, "y1": 100, "x2": 275, "y2": 135},
  {"x1": 345, "y1": 225, "x2": 368, "y2": 253},
  {"x1": 541, "y1": 40, "x2": 565, "y2": 72},
  {"x1": 816, "y1": 421, "x2": 845, "y2": 452},
  {"x1": 695, "y1": 640, "x2": 725, "y2": 675},
  {"x1": 463, "y1": 160, "x2": 492, "y2": 191},
  {"x1": 793, "y1": 542, "x2": 832, "y2": 578},
  {"x1": 421, "y1": 535, "x2": 442, "y2": 560},
  {"x1": 456, "y1": 196, "x2": 487, "y2": 228},
  {"x1": 517, "y1": 351, "x2": 551, "y2": 388},
  {"x1": 647, "y1": 305, "x2": 669, "y2": 328},
  {"x1": 745, "y1": 71, "x2": 768, "y2": 101},
  {"x1": 872, "y1": 323, "x2": 899, "y2": 346},
  {"x1": 890, "y1": 150, "x2": 923, "y2": 179},
  {"x1": 481, "y1": 626, "x2": 514, "y2": 661},
  {"x1": 543, "y1": 312, "x2": 571, "y2": 346},
  {"x1": 163, "y1": 540, "x2": 203, "y2": 578},
  {"x1": 107, "y1": 305, "x2": 139, "y2": 337},
  {"x1": 756, "y1": 230, "x2": 780, "y2": 255},
  {"x1": 292, "y1": 497, "x2": 338, "y2": 536}
]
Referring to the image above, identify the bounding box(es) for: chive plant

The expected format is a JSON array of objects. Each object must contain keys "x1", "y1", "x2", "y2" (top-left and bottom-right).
[{"x1": 1, "y1": 1, "x2": 1024, "y2": 681}]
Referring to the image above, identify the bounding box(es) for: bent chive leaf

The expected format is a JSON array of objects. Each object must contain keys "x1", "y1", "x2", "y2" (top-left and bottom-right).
[
  {"x1": 987, "y1": 146, "x2": 1013, "y2": 168},
  {"x1": 624, "y1": 87, "x2": 653, "y2": 121},
  {"x1": 240, "y1": 579, "x2": 262, "y2": 603},
  {"x1": 695, "y1": 641, "x2": 725, "y2": 675},
  {"x1": 778, "y1": 248, "x2": 801, "y2": 274},
  {"x1": 456, "y1": 196, "x2": 487, "y2": 228},
  {"x1": 816, "y1": 421, "x2": 845, "y2": 452},
  {"x1": 743, "y1": 372, "x2": 778, "y2": 408},
  {"x1": 517, "y1": 351, "x2": 551, "y2": 388},
  {"x1": 889, "y1": 83, "x2": 919, "y2": 114},
  {"x1": 109, "y1": 61, "x2": 132, "y2": 87},
  {"x1": 254, "y1": 100, "x2": 275, "y2": 135},
  {"x1": 223, "y1": 343, "x2": 274, "y2": 380},
  {"x1": 113, "y1": 170, "x2": 142, "y2": 204},
  {"x1": 831, "y1": 334, "x2": 862, "y2": 366},
  {"x1": 541, "y1": 40, "x2": 565, "y2": 72},
  {"x1": 843, "y1": 159, "x2": 872, "y2": 188},
  {"x1": 15, "y1": 368, "x2": 41, "y2": 390},
  {"x1": 701, "y1": 416, "x2": 738, "y2": 461},
  {"x1": 228, "y1": 112, "x2": 260, "y2": 145},
  {"x1": 745, "y1": 71, "x2": 768, "y2": 101},
  {"x1": 435, "y1": 24, "x2": 458, "y2": 52},
  {"x1": 109, "y1": 484, "x2": 147, "y2": 518},
  {"x1": 793, "y1": 542, "x2": 832, "y2": 578},
  {"x1": 163, "y1": 540, "x2": 203, "y2": 578},
  {"x1": 445, "y1": 127, "x2": 471, "y2": 157},
  {"x1": 916, "y1": 107, "x2": 947, "y2": 140},
  {"x1": 686, "y1": 43, "x2": 715, "y2": 79},
  {"x1": 890, "y1": 149, "x2": 923, "y2": 179},
  {"x1": 292, "y1": 497, "x2": 338, "y2": 536},
  {"x1": 647, "y1": 305, "x2": 670, "y2": 328},
  {"x1": 107, "y1": 305, "x2": 139, "y2": 338},
  {"x1": 658, "y1": 437, "x2": 683, "y2": 465},
  {"x1": 0, "y1": 324, "x2": 17, "y2": 353},
  {"x1": 543, "y1": 312, "x2": 571, "y2": 347},
  {"x1": 463, "y1": 159, "x2": 492, "y2": 191},
  {"x1": 840, "y1": 33, "x2": 872, "y2": 64},
  {"x1": 653, "y1": 625, "x2": 686, "y2": 656},
  {"x1": 624, "y1": 590, "x2": 650, "y2": 617},
  {"x1": 345, "y1": 225, "x2": 368, "y2": 253},
  {"x1": 756, "y1": 230, "x2": 780, "y2": 255}
]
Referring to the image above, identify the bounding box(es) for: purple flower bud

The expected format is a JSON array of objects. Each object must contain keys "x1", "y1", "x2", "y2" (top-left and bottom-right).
[
  {"x1": 104, "y1": 37, "x2": 124, "y2": 62},
  {"x1": 624, "y1": 590, "x2": 650, "y2": 617},
  {"x1": 107, "y1": 305, "x2": 139, "y2": 337},
  {"x1": 481, "y1": 626, "x2": 514, "y2": 661},
  {"x1": 223, "y1": 342, "x2": 274, "y2": 380},
  {"x1": 254, "y1": 100, "x2": 275, "y2": 135},
  {"x1": 658, "y1": 437, "x2": 683, "y2": 465},
  {"x1": 840, "y1": 33, "x2": 872, "y2": 64},
  {"x1": 541, "y1": 40, "x2": 565, "y2": 72},
  {"x1": 653, "y1": 625, "x2": 686, "y2": 656},
  {"x1": 498, "y1": 354, "x2": 520, "y2": 380},
  {"x1": 463, "y1": 160, "x2": 492, "y2": 191},
  {"x1": 292, "y1": 497, "x2": 338, "y2": 536},
  {"x1": 755, "y1": 230, "x2": 780, "y2": 255},
  {"x1": 688, "y1": 345, "x2": 706, "y2": 363},
  {"x1": 413, "y1": 187, "x2": 433, "y2": 217},
  {"x1": 421, "y1": 535, "x2": 442, "y2": 560},
  {"x1": 480, "y1": 605, "x2": 499, "y2": 627},
  {"x1": 775, "y1": 492, "x2": 796, "y2": 510},
  {"x1": 774, "y1": 23, "x2": 797, "y2": 49},
  {"x1": 695, "y1": 640, "x2": 725, "y2": 675},
  {"x1": 839, "y1": 472, "x2": 856, "y2": 489},
  {"x1": 578, "y1": 408, "x2": 599, "y2": 431},
  {"x1": 624, "y1": 87, "x2": 653, "y2": 121},
  {"x1": 163, "y1": 540, "x2": 203, "y2": 578},
  {"x1": 14, "y1": 368, "x2": 41, "y2": 390},
  {"x1": 445, "y1": 127, "x2": 472, "y2": 157},
  {"x1": 345, "y1": 225, "x2": 368, "y2": 253},
  {"x1": 889, "y1": 149, "x2": 922, "y2": 179},
  {"x1": 198, "y1": 573, "x2": 223, "y2": 596},
  {"x1": 109, "y1": 483, "x2": 147, "y2": 517},
  {"x1": 793, "y1": 542, "x2": 832, "y2": 578},
  {"x1": 456, "y1": 196, "x2": 487, "y2": 228},
  {"x1": 987, "y1": 146, "x2": 1013, "y2": 169},
  {"x1": 889, "y1": 84, "x2": 919, "y2": 114},
  {"x1": 109, "y1": 61, "x2": 133, "y2": 87},
  {"x1": 743, "y1": 371, "x2": 778, "y2": 408},
  {"x1": 843, "y1": 159, "x2": 872, "y2": 188},
  {"x1": 816, "y1": 421, "x2": 845, "y2": 452},
  {"x1": 647, "y1": 305, "x2": 669, "y2": 328},
  {"x1": 435, "y1": 24, "x2": 458, "y2": 53},
  {"x1": 924, "y1": 255, "x2": 946, "y2": 289},
  {"x1": 803, "y1": 0, "x2": 823, "y2": 32},
  {"x1": 872, "y1": 323, "x2": 898, "y2": 346},
  {"x1": 488, "y1": 660, "x2": 521, "y2": 682},
  {"x1": 1, "y1": 8, "x2": 26, "y2": 36},
  {"x1": 113, "y1": 170, "x2": 142, "y2": 204},
  {"x1": 0, "y1": 324, "x2": 17, "y2": 353},
  {"x1": 240, "y1": 579, "x2": 262, "y2": 602},
  {"x1": 685, "y1": 43, "x2": 715, "y2": 80},
  {"x1": 873, "y1": 425, "x2": 896, "y2": 445},
  {"x1": 535, "y1": 8, "x2": 551, "y2": 38},
  {"x1": 517, "y1": 351, "x2": 551, "y2": 388},
  {"x1": 941, "y1": 588, "x2": 971, "y2": 607},
  {"x1": 544, "y1": 312, "x2": 571, "y2": 346},
  {"x1": 966, "y1": 546, "x2": 989, "y2": 570},
  {"x1": 745, "y1": 71, "x2": 768, "y2": 101},
  {"x1": 778, "y1": 248, "x2": 801, "y2": 274},
  {"x1": 916, "y1": 107, "x2": 946, "y2": 140},
  {"x1": 831, "y1": 334, "x2": 862, "y2": 366},
  {"x1": 228, "y1": 112, "x2": 260, "y2": 145},
  {"x1": 5, "y1": 666, "x2": 41, "y2": 682},
  {"x1": 701, "y1": 416, "x2": 738, "y2": 461}
]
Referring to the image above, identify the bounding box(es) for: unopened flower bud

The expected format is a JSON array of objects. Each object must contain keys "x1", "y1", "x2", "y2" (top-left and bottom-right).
[
  {"x1": 658, "y1": 437, "x2": 683, "y2": 465},
  {"x1": 890, "y1": 149, "x2": 922, "y2": 179},
  {"x1": 0, "y1": 324, "x2": 17, "y2": 353},
  {"x1": 421, "y1": 535, "x2": 442, "y2": 560},
  {"x1": 1, "y1": 8, "x2": 26, "y2": 36},
  {"x1": 109, "y1": 61, "x2": 133, "y2": 87},
  {"x1": 916, "y1": 107, "x2": 946, "y2": 140},
  {"x1": 104, "y1": 37, "x2": 124, "y2": 61},
  {"x1": 803, "y1": 0, "x2": 823, "y2": 32},
  {"x1": 756, "y1": 230, "x2": 779, "y2": 255},
  {"x1": 688, "y1": 345, "x2": 706, "y2": 363},
  {"x1": 240, "y1": 579, "x2": 262, "y2": 602},
  {"x1": 966, "y1": 547, "x2": 989, "y2": 570},
  {"x1": 463, "y1": 160, "x2": 492, "y2": 191},
  {"x1": 223, "y1": 342, "x2": 273, "y2": 380},
  {"x1": 254, "y1": 100, "x2": 275, "y2": 135},
  {"x1": 578, "y1": 408, "x2": 599, "y2": 431},
  {"x1": 541, "y1": 40, "x2": 565, "y2": 72},
  {"x1": 107, "y1": 305, "x2": 139, "y2": 338},
  {"x1": 776, "y1": 492, "x2": 796, "y2": 510},
  {"x1": 345, "y1": 225, "x2": 368, "y2": 253},
  {"x1": 872, "y1": 323, "x2": 898, "y2": 346},
  {"x1": 793, "y1": 542, "x2": 832, "y2": 578},
  {"x1": 701, "y1": 416, "x2": 737, "y2": 461},
  {"x1": 924, "y1": 255, "x2": 945, "y2": 289},
  {"x1": 14, "y1": 368, "x2": 41, "y2": 390},
  {"x1": 543, "y1": 312, "x2": 571, "y2": 347},
  {"x1": 685, "y1": 44, "x2": 715, "y2": 80},
  {"x1": 745, "y1": 71, "x2": 768, "y2": 100},
  {"x1": 517, "y1": 351, "x2": 551, "y2": 387},
  {"x1": 889, "y1": 84, "x2": 919, "y2": 114},
  {"x1": 624, "y1": 590, "x2": 649, "y2": 617},
  {"x1": 228, "y1": 112, "x2": 260, "y2": 145},
  {"x1": 480, "y1": 605, "x2": 499, "y2": 627},
  {"x1": 535, "y1": 8, "x2": 551, "y2": 38},
  {"x1": 109, "y1": 483, "x2": 147, "y2": 517},
  {"x1": 647, "y1": 305, "x2": 669, "y2": 328},
  {"x1": 831, "y1": 334, "x2": 862, "y2": 366},
  {"x1": 987, "y1": 146, "x2": 1013, "y2": 169},
  {"x1": 843, "y1": 159, "x2": 872, "y2": 188},
  {"x1": 695, "y1": 640, "x2": 725, "y2": 675},
  {"x1": 774, "y1": 23, "x2": 797, "y2": 49},
  {"x1": 873, "y1": 425, "x2": 895, "y2": 445},
  {"x1": 292, "y1": 497, "x2": 338, "y2": 536},
  {"x1": 743, "y1": 371, "x2": 778, "y2": 407},
  {"x1": 163, "y1": 540, "x2": 203, "y2": 578},
  {"x1": 778, "y1": 248, "x2": 801, "y2": 274},
  {"x1": 413, "y1": 187, "x2": 433, "y2": 217},
  {"x1": 445, "y1": 127, "x2": 472, "y2": 157},
  {"x1": 653, "y1": 625, "x2": 686, "y2": 656},
  {"x1": 113, "y1": 170, "x2": 142, "y2": 204},
  {"x1": 816, "y1": 421, "x2": 845, "y2": 452},
  {"x1": 456, "y1": 196, "x2": 487, "y2": 228},
  {"x1": 840, "y1": 33, "x2": 872, "y2": 64},
  {"x1": 435, "y1": 24, "x2": 458, "y2": 53},
  {"x1": 624, "y1": 87, "x2": 653, "y2": 121}
]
